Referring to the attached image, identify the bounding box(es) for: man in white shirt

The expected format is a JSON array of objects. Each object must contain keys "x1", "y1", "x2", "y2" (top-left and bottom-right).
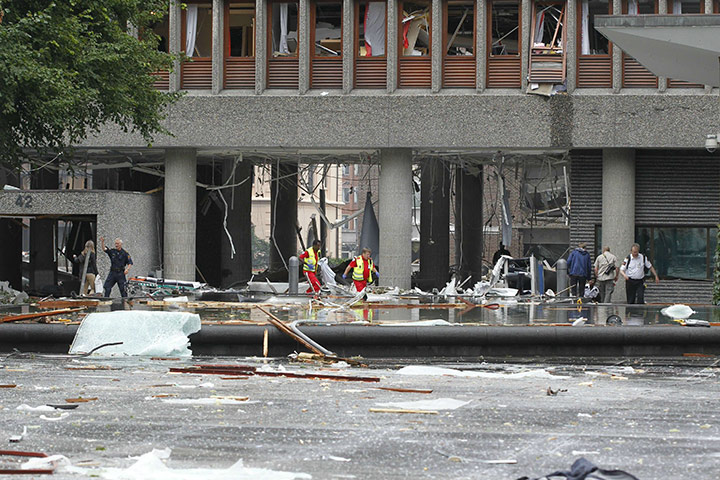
[
  {"x1": 620, "y1": 243, "x2": 660, "y2": 304},
  {"x1": 594, "y1": 246, "x2": 619, "y2": 303}
]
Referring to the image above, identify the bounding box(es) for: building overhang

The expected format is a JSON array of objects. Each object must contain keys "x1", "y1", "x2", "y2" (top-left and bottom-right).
[{"x1": 595, "y1": 15, "x2": 720, "y2": 87}]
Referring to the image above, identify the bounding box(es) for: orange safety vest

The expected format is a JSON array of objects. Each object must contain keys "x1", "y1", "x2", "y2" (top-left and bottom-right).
[
  {"x1": 303, "y1": 248, "x2": 318, "y2": 272},
  {"x1": 352, "y1": 256, "x2": 374, "y2": 283}
]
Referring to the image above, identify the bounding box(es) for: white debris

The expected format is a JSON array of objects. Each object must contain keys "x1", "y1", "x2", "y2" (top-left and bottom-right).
[
  {"x1": 99, "y1": 449, "x2": 312, "y2": 480},
  {"x1": 379, "y1": 320, "x2": 453, "y2": 327},
  {"x1": 572, "y1": 317, "x2": 587, "y2": 327},
  {"x1": 164, "y1": 296, "x2": 189, "y2": 303},
  {"x1": 21, "y1": 454, "x2": 72, "y2": 471},
  {"x1": 69, "y1": 311, "x2": 201, "y2": 357},
  {"x1": 488, "y1": 288, "x2": 518, "y2": 297},
  {"x1": 158, "y1": 398, "x2": 254, "y2": 405},
  {"x1": 396, "y1": 365, "x2": 569, "y2": 379},
  {"x1": 40, "y1": 412, "x2": 70, "y2": 421},
  {"x1": 660, "y1": 304, "x2": 696, "y2": 319},
  {"x1": 318, "y1": 257, "x2": 337, "y2": 286},
  {"x1": 439, "y1": 278, "x2": 458, "y2": 296},
  {"x1": 375, "y1": 398, "x2": 471, "y2": 411},
  {"x1": 9, "y1": 426, "x2": 27, "y2": 442},
  {"x1": 16, "y1": 404, "x2": 56, "y2": 412},
  {"x1": 327, "y1": 455, "x2": 351, "y2": 462}
]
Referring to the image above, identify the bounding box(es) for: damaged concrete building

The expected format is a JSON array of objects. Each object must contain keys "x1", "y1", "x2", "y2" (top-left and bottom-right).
[{"x1": 1, "y1": 0, "x2": 719, "y2": 303}]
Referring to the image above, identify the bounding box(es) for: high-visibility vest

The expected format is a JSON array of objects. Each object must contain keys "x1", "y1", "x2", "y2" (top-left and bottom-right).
[
  {"x1": 352, "y1": 256, "x2": 374, "y2": 283},
  {"x1": 303, "y1": 248, "x2": 318, "y2": 272}
]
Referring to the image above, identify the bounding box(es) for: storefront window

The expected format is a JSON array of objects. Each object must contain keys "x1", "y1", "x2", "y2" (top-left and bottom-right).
[
  {"x1": 637, "y1": 227, "x2": 715, "y2": 280},
  {"x1": 670, "y1": 0, "x2": 701, "y2": 13}
]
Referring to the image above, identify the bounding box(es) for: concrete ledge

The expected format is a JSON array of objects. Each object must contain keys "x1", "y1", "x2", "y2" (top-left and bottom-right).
[
  {"x1": 2, "y1": 324, "x2": 719, "y2": 358},
  {"x1": 596, "y1": 14, "x2": 720, "y2": 28}
]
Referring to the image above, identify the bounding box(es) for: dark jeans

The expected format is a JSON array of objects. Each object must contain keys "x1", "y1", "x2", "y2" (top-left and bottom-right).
[
  {"x1": 570, "y1": 275, "x2": 586, "y2": 297},
  {"x1": 626, "y1": 278, "x2": 645, "y2": 304},
  {"x1": 104, "y1": 271, "x2": 127, "y2": 298}
]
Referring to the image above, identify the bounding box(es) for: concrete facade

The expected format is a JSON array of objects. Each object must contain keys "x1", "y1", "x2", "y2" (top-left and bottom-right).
[
  {"x1": 163, "y1": 148, "x2": 197, "y2": 281},
  {"x1": 0, "y1": 190, "x2": 162, "y2": 296}
]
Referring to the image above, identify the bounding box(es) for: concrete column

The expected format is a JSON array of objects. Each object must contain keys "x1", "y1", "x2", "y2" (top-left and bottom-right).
[
  {"x1": 419, "y1": 160, "x2": 450, "y2": 290},
  {"x1": 0, "y1": 219, "x2": 23, "y2": 290},
  {"x1": 164, "y1": 148, "x2": 197, "y2": 281},
  {"x1": 602, "y1": 148, "x2": 635, "y2": 303},
  {"x1": 221, "y1": 158, "x2": 253, "y2": 287},
  {"x1": 269, "y1": 162, "x2": 298, "y2": 274},
  {"x1": 521, "y1": 0, "x2": 531, "y2": 90},
  {"x1": 455, "y1": 164, "x2": 483, "y2": 284},
  {"x1": 565, "y1": 0, "x2": 577, "y2": 92},
  {"x1": 379, "y1": 149, "x2": 413, "y2": 289},
  {"x1": 431, "y1": 0, "x2": 442, "y2": 92},
  {"x1": 476, "y1": 0, "x2": 486, "y2": 92},
  {"x1": 299, "y1": 0, "x2": 311, "y2": 93},
  {"x1": 706, "y1": 0, "x2": 713, "y2": 13},
  {"x1": 387, "y1": 0, "x2": 398, "y2": 93},
  {"x1": 212, "y1": 0, "x2": 225, "y2": 94},
  {"x1": 611, "y1": 0, "x2": 622, "y2": 92},
  {"x1": 29, "y1": 219, "x2": 57, "y2": 293},
  {"x1": 256, "y1": 0, "x2": 267, "y2": 94},
  {"x1": 342, "y1": 0, "x2": 354, "y2": 93},
  {"x1": 657, "y1": 0, "x2": 667, "y2": 92},
  {"x1": 169, "y1": 0, "x2": 182, "y2": 92}
]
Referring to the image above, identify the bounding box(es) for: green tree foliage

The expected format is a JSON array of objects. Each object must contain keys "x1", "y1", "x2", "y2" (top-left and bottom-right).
[{"x1": 0, "y1": 0, "x2": 179, "y2": 169}]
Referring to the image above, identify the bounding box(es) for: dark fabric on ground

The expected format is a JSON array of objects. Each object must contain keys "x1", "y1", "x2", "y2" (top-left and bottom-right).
[{"x1": 517, "y1": 457, "x2": 639, "y2": 480}]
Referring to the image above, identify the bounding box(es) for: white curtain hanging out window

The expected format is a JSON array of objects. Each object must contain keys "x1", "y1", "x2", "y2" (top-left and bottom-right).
[
  {"x1": 581, "y1": 0, "x2": 590, "y2": 54},
  {"x1": 279, "y1": 3, "x2": 290, "y2": 54},
  {"x1": 628, "y1": 0, "x2": 639, "y2": 15},
  {"x1": 185, "y1": 4, "x2": 198, "y2": 56}
]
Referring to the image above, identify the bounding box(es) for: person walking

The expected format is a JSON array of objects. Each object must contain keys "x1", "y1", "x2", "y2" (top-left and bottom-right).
[
  {"x1": 100, "y1": 237, "x2": 133, "y2": 298},
  {"x1": 299, "y1": 240, "x2": 322, "y2": 294},
  {"x1": 594, "y1": 246, "x2": 619, "y2": 303},
  {"x1": 73, "y1": 240, "x2": 98, "y2": 295},
  {"x1": 343, "y1": 247, "x2": 379, "y2": 294},
  {"x1": 620, "y1": 243, "x2": 659, "y2": 304},
  {"x1": 566, "y1": 242, "x2": 592, "y2": 297}
]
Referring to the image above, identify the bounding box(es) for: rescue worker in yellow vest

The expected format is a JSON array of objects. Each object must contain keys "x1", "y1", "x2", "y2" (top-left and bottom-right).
[
  {"x1": 342, "y1": 247, "x2": 379, "y2": 294},
  {"x1": 299, "y1": 240, "x2": 322, "y2": 293}
]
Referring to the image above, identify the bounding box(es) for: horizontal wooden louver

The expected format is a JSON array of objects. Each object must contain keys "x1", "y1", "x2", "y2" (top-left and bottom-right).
[
  {"x1": 577, "y1": 56, "x2": 612, "y2": 88},
  {"x1": 442, "y1": 57, "x2": 475, "y2": 88},
  {"x1": 487, "y1": 57, "x2": 521, "y2": 88},
  {"x1": 668, "y1": 78, "x2": 703, "y2": 89},
  {"x1": 181, "y1": 59, "x2": 212, "y2": 89},
  {"x1": 268, "y1": 58, "x2": 299, "y2": 89},
  {"x1": 151, "y1": 70, "x2": 169, "y2": 90},
  {"x1": 528, "y1": 54, "x2": 564, "y2": 83},
  {"x1": 355, "y1": 57, "x2": 387, "y2": 88},
  {"x1": 311, "y1": 57, "x2": 343, "y2": 89},
  {"x1": 398, "y1": 57, "x2": 431, "y2": 88},
  {"x1": 622, "y1": 55, "x2": 657, "y2": 88},
  {"x1": 225, "y1": 58, "x2": 255, "y2": 89}
]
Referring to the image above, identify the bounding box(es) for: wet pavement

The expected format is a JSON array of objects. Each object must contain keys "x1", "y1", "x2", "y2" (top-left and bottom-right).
[{"x1": 2, "y1": 356, "x2": 720, "y2": 479}]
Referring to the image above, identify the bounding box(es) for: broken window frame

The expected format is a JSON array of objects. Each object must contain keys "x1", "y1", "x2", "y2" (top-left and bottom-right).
[
  {"x1": 399, "y1": 0, "x2": 431, "y2": 57},
  {"x1": 442, "y1": 0, "x2": 476, "y2": 87},
  {"x1": 443, "y1": 0, "x2": 475, "y2": 57},
  {"x1": 181, "y1": 2, "x2": 214, "y2": 89},
  {"x1": 355, "y1": 0, "x2": 387, "y2": 88},
  {"x1": 267, "y1": 1, "x2": 300, "y2": 88},
  {"x1": 311, "y1": 0, "x2": 343, "y2": 58},
  {"x1": 310, "y1": 0, "x2": 343, "y2": 88},
  {"x1": 486, "y1": 0, "x2": 522, "y2": 88},
  {"x1": 620, "y1": 0, "x2": 658, "y2": 88},
  {"x1": 575, "y1": 0, "x2": 612, "y2": 88},
  {"x1": 224, "y1": 2, "x2": 256, "y2": 90},
  {"x1": 528, "y1": 0, "x2": 567, "y2": 85}
]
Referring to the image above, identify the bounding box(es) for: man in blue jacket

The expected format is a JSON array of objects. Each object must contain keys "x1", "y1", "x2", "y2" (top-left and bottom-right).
[{"x1": 567, "y1": 242, "x2": 592, "y2": 297}]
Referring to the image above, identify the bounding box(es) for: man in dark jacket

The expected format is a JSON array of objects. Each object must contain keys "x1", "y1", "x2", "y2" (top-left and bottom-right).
[{"x1": 567, "y1": 242, "x2": 592, "y2": 297}]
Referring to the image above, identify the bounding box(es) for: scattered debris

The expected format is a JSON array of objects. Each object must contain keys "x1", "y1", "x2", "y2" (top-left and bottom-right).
[
  {"x1": 0, "y1": 281, "x2": 29, "y2": 305},
  {"x1": 661, "y1": 304, "x2": 696, "y2": 320},
  {"x1": 375, "y1": 398, "x2": 470, "y2": 411},
  {"x1": 0, "y1": 450, "x2": 55, "y2": 475},
  {"x1": 64, "y1": 397, "x2": 98, "y2": 403},
  {"x1": 396, "y1": 365, "x2": 568, "y2": 379},
  {"x1": 170, "y1": 364, "x2": 380, "y2": 383},
  {"x1": 39, "y1": 413, "x2": 70, "y2": 422},
  {"x1": 45, "y1": 405, "x2": 79, "y2": 410},
  {"x1": 369, "y1": 408, "x2": 438, "y2": 415},
  {"x1": 9, "y1": 427, "x2": 27, "y2": 443},
  {"x1": 0, "y1": 307, "x2": 85, "y2": 324},
  {"x1": 69, "y1": 311, "x2": 201, "y2": 357},
  {"x1": 0, "y1": 385, "x2": 17, "y2": 388},
  {"x1": 375, "y1": 387, "x2": 433, "y2": 394},
  {"x1": 546, "y1": 387, "x2": 567, "y2": 396},
  {"x1": 519, "y1": 457, "x2": 639, "y2": 480}
]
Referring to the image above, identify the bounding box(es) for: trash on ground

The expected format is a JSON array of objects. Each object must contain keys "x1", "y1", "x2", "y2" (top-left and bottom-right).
[
  {"x1": 65, "y1": 397, "x2": 98, "y2": 403},
  {"x1": 1, "y1": 307, "x2": 85, "y2": 324},
  {"x1": 396, "y1": 365, "x2": 568, "y2": 379},
  {"x1": 518, "y1": 457, "x2": 639, "y2": 480},
  {"x1": 660, "y1": 304, "x2": 696, "y2": 320},
  {"x1": 157, "y1": 397, "x2": 251, "y2": 405},
  {"x1": 170, "y1": 364, "x2": 380, "y2": 382},
  {"x1": 39, "y1": 412, "x2": 70, "y2": 421},
  {"x1": 16, "y1": 404, "x2": 56, "y2": 412},
  {"x1": 369, "y1": 407, "x2": 439, "y2": 415},
  {"x1": 375, "y1": 398, "x2": 470, "y2": 411},
  {"x1": 375, "y1": 387, "x2": 433, "y2": 394},
  {"x1": 69, "y1": 311, "x2": 201, "y2": 357},
  {"x1": 0, "y1": 384, "x2": 17, "y2": 388},
  {"x1": 9, "y1": 426, "x2": 27, "y2": 443},
  {"x1": 546, "y1": 387, "x2": 567, "y2": 396},
  {"x1": 379, "y1": 320, "x2": 453, "y2": 327}
]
